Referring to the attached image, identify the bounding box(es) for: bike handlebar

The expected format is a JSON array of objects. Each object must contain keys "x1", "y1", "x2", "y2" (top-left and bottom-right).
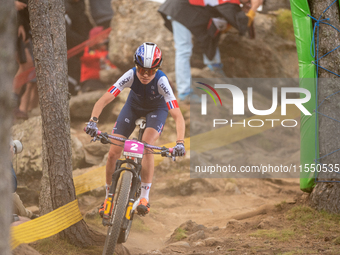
[
  {"x1": 85, "y1": 128, "x2": 175, "y2": 157},
  {"x1": 97, "y1": 130, "x2": 173, "y2": 153}
]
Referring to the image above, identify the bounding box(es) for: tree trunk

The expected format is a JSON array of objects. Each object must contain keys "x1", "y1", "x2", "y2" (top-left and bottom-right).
[
  {"x1": 308, "y1": 0, "x2": 340, "y2": 213},
  {"x1": 0, "y1": 1, "x2": 16, "y2": 254},
  {"x1": 28, "y1": 0, "x2": 104, "y2": 246}
]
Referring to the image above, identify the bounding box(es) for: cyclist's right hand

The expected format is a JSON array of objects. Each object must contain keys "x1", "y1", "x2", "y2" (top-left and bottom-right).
[{"x1": 85, "y1": 121, "x2": 98, "y2": 137}]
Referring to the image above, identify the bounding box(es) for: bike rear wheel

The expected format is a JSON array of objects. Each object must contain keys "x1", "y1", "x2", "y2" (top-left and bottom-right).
[{"x1": 102, "y1": 171, "x2": 132, "y2": 255}]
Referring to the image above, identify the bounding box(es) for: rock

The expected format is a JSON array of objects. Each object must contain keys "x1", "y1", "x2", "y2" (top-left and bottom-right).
[
  {"x1": 99, "y1": 68, "x2": 122, "y2": 84},
  {"x1": 109, "y1": 0, "x2": 175, "y2": 75},
  {"x1": 224, "y1": 182, "x2": 241, "y2": 194},
  {"x1": 191, "y1": 67, "x2": 224, "y2": 78},
  {"x1": 257, "y1": 219, "x2": 271, "y2": 229},
  {"x1": 84, "y1": 142, "x2": 110, "y2": 157},
  {"x1": 78, "y1": 195, "x2": 97, "y2": 206},
  {"x1": 146, "y1": 250, "x2": 162, "y2": 254},
  {"x1": 160, "y1": 178, "x2": 219, "y2": 196},
  {"x1": 69, "y1": 90, "x2": 118, "y2": 122},
  {"x1": 168, "y1": 241, "x2": 190, "y2": 248},
  {"x1": 181, "y1": 220, "x2": 207, "y2": 233},
  {"x1": 85, "y1": 207, "x2": 98, "y2": 219},
  {"x1": 88, "y1": 186, "x2": 106, "y2": 197},
  {"x1": 71, "y1": 135, "x2": 86, "y2": 169},
  {"x1": 262, "y1": 0, "x2": 290, "y2": 13},
  {"x1": 11, "y1": 116, "x2": 97, "y2": 205},
  {"x1": 257, "y1": 222, "x2": 265, "y2": 229},
  {"x1": 12, "y1": 116, "x2": 43, "y2": 182},
  {"x1": 204, "y1": 237, "x2": 223, "y2": 246},
  {"x1": 193, "y1": 241, "x2": 205, "y2": 247},
  {"x1": 84, "y1": 148, "x2": 106, "y2": 166},
  {"x1": 115, "y1": 244, "x2": 131, "y2": 255},
  {"x1": 167, "y1": 220, "x2": 208, "y2": 244},
  {"x1": 187, "y1": 230, "x2": 205, "y2": 242},
  {"x1": 211, "y1": 226, "x2": 219, "y2": 232},
  {"x1": 226, "y1": 219, "x2": 245, "y2": 232},
  {"x1": 13, "y1": 244, "x2": 42, "y2": 255}
]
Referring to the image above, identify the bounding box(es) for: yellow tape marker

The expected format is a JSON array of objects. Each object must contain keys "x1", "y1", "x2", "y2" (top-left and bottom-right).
[
  {"x1": 74, "y1": 166, "x2": 106, "y2": 195},
  {"x1": 11, "y1": 199, "x2": 82, "y2": 250}
]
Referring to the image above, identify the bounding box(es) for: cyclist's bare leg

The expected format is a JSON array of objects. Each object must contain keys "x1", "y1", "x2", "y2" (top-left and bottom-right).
[
  {"x1": 141, "y1": 127, "x2": 160, "y2": 183},
  {"x1": 106, "y1": 134, "x2": 126, "y2": 185}
]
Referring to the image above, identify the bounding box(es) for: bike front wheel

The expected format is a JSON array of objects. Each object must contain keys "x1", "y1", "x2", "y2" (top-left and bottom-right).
[{"x1": 102, "y1": 171, "x2": 132, "y2": 255}]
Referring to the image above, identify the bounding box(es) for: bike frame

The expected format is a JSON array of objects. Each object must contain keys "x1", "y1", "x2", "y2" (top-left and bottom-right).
[{"x1": 97, "y1": 129, "x2": 173, "y2": 226}]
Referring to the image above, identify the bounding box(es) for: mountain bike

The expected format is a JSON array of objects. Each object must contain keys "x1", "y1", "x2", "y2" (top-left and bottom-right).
[{"x1": 86, "y1": 118, "x2": 176, "y2": 255}]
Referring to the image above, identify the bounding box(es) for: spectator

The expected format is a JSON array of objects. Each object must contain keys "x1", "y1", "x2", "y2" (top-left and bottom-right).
[
  {"x1": 89, "y1": 0, "x2": 114, "y2": 29},
  {"x1": 158, "y1": 0, "x2": 262, "y2": 102},
  {"x1": 80, "y1": 26, "x2": 116, "y2": 92},
  {"x1": 13, "y1": 0, "x2": 39, "y2": 120},
  {"x1": 65, "y1": 0, "x2": 93, "y2": 95},
  {"x1": 10, "y1": 140, "x2": 38, "y2": 220}
]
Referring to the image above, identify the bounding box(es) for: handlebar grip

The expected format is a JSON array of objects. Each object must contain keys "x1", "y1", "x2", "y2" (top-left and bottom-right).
[
  {"x1": 84, "y1": 126, "x2": 101, "y2": 136},
  {"x1": 169, "y1": 148, "x2": 173, "y2": 154}
]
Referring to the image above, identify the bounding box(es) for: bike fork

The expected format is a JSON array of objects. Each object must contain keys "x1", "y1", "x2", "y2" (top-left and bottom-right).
[{"x1": 102, "y1": 170, "x2": 121, "y2": 226}]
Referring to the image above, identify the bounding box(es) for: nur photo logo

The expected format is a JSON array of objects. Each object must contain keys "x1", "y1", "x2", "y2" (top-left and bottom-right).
[
  {"x1": 196, "y1": 82, "x2": 222, "y2": 115},
  {"x1": 196, "y1": 81, "x2": 312, "y2": 128}
]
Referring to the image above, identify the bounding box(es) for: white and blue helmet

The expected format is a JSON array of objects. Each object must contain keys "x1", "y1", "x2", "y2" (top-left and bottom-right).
[{"x1": 134, "y1": 42, "x2": 163, "y2": 69}]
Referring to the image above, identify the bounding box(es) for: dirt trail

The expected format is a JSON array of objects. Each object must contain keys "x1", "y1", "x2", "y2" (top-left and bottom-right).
[
  {"x1": 79, "y1": 164, "x2": 303, "y2": 254},
  {"x1": 122, "y1": 177, "x2": 301, "y2": 254}
]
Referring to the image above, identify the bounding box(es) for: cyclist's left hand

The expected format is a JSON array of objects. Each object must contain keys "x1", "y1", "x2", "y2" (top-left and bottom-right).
[{"x1": 173, "y1": 142, "x2": 185, "y2": 157}]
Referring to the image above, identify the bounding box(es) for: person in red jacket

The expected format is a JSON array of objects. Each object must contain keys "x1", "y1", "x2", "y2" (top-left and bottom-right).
[{"x1": 80, "y1": 26, "x2": 116, "y2": 92}]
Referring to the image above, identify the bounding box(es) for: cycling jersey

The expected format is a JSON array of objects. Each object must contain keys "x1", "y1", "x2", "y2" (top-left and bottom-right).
[{"x1": 107, "y1": 67, "x2": 178, "y2": 110}]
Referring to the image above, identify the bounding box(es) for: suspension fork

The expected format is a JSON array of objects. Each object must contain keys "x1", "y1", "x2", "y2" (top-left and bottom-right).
[{"x1": 102, "y1": 160, "x2": 141, "y2": 225}]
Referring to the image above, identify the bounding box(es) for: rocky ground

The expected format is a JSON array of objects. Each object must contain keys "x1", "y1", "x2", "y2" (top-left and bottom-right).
[{"x1": 12, "y1": 2, "x2": 338, "y2": 255}]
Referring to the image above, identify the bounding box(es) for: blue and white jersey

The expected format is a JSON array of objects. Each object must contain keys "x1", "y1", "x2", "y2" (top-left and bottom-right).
[{"x1": 107, "y1": 67, "x2": 178, "y2": 110}]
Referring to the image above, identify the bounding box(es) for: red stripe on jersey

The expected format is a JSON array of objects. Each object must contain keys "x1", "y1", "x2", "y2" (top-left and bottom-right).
[
  {"x1": 189, "y1": 0, "x2": 205, "y2": 6},
  {"x1": 166, "y1": 100, "x2": 179, "y2": 110},
  {"x1": 219, "y1": 0, "x2": 240, "y2": 4},
  {"x1": 107, "y1": 85, "x2": 121, "y2": 97},
  {"x1": 189, "y1": 0, "x2": 240, "y2": 6}
]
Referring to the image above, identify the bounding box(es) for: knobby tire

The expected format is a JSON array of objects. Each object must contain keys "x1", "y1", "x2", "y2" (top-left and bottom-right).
[{"x1": 102, "y1": 171, "x2": 132, "y2": 255}]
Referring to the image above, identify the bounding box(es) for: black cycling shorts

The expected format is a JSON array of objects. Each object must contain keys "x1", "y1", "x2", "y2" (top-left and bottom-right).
[{"x1": 112, "y1": 99, "x2": 168, "y2": 138}]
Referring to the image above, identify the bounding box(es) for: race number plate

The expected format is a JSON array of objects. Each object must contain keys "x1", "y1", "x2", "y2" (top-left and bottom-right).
[{"x1": 123, "y1": 140, "x2": 144, "y2": 159}]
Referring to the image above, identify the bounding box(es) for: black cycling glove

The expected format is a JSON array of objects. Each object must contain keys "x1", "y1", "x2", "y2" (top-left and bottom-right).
[
  {"x1": 173, "y1": 142, "x2": 185, "y2": 157},
  {"x1": 85, "y1": 121, "x2": 98, "y2": 137}
]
